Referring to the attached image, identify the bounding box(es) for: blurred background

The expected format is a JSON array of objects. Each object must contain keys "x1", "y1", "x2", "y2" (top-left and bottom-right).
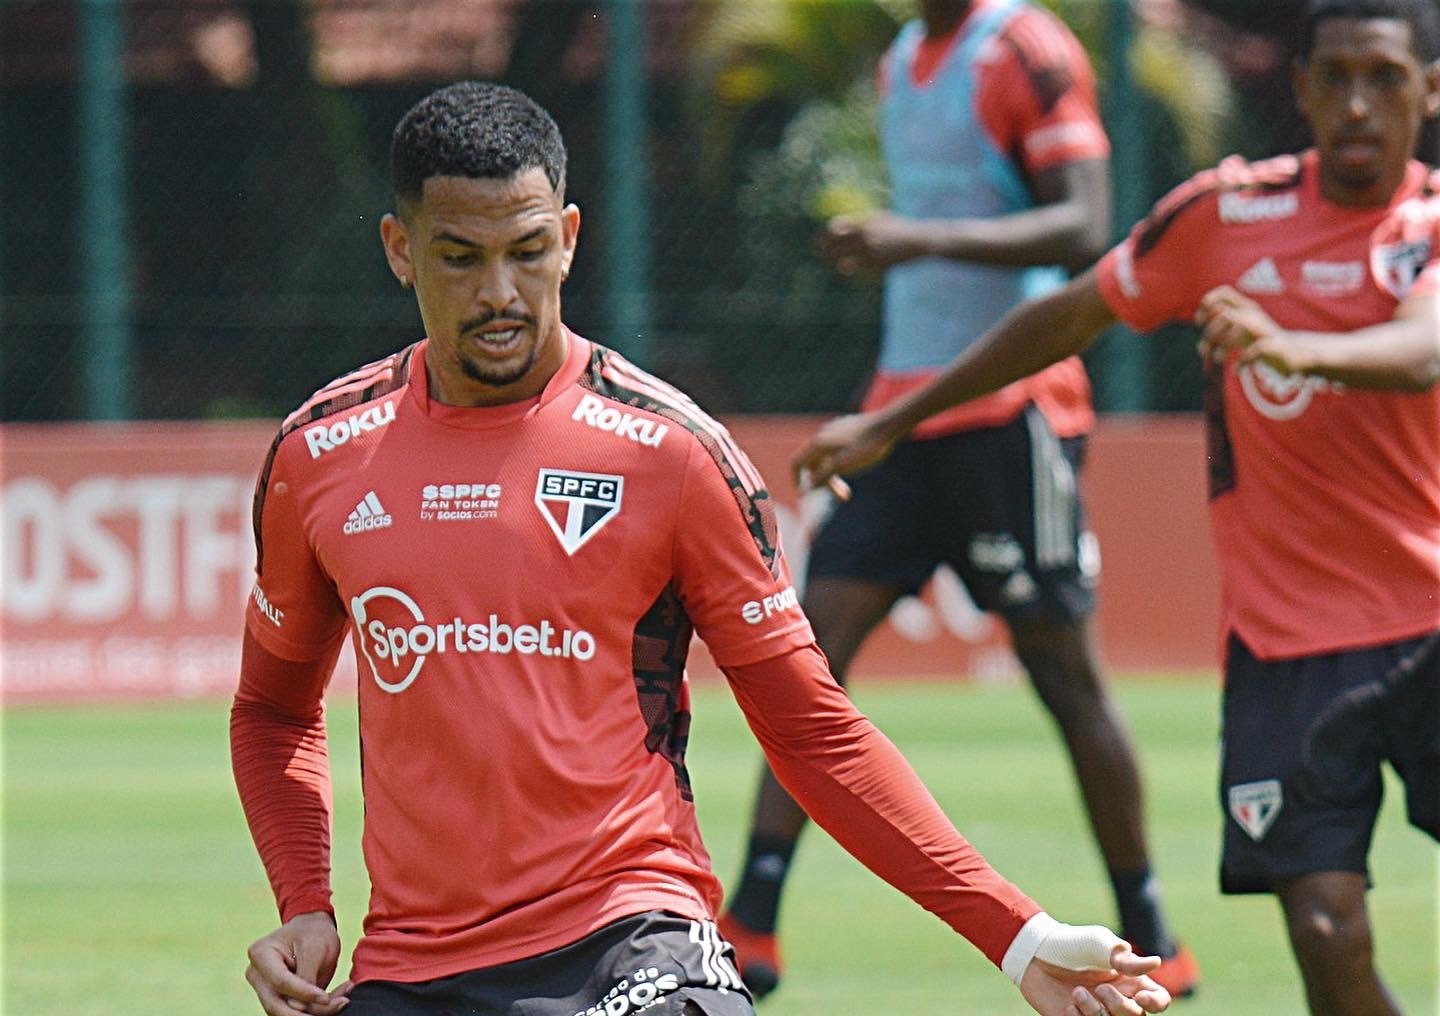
[{"x1": 3, "y1": 0, "x2": 1350, "y2": 425}]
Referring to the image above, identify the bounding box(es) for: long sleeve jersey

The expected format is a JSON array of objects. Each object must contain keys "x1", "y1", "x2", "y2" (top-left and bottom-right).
[{"x1": 232, "y1": 332, "x2": 1039, "y2": 984}]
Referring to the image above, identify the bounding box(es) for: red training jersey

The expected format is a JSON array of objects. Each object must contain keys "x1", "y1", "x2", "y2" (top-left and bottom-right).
[
  {"x1": 1096, "y1": 150, "x2": 1440, "y2": 658},
  {"x1": 235, "y1": 331, "x2": 1039, "y2": 983}
]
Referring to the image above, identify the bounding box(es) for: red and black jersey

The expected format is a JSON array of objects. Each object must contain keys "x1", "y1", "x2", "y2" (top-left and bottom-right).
[
  {"x1": 236, "y1": 331, "x2": 1039, "y2": 984},
  {"x1": 1096, "y1": 151, "x2": 1440, "y2": 659}
]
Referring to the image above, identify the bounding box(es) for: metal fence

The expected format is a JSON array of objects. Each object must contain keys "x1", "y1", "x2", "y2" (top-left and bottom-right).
[{"x1": 2, "y1": 0, "x2": 1352, "y2": 423}]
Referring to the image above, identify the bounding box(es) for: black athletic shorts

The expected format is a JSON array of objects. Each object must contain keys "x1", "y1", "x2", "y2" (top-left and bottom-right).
[
  {"x1": 345, "y1": 912, "x2": 753, "y2": 1016},
  {"x1": 1219, "y1": 631, "x2": 1440, "y2": 894},
  {"x1": 806, "y1": 405, "x2": 1098, "y2": 623}
]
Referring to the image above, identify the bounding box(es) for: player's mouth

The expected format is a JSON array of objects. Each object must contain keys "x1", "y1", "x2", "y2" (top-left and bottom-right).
[
  {"x1": 465, "y1": 323, "x2": 528, "y2": 355},
  {"x1": 1332, "y1": 135, "x2": 1383, "y2": 167}
]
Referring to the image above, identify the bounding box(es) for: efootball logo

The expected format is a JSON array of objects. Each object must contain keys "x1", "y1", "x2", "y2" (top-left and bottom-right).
[{"x1": 534, "y1": 469, "x2": 623, "y2": 555}]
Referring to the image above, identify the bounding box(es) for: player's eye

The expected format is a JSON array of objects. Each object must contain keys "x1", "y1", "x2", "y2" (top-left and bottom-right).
[
  {"x1": 1373, "y1": 65, "x2": 1408, "y2": 89},
  {"x1": 441, "y1": 251, "x2": 477, "y2": 267}
]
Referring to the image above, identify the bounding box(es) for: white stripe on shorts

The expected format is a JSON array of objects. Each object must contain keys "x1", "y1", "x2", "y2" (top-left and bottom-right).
[
  {"x1": 1026, "y1": 407, "x2": 1076, "y2": 569},
  {"x1": 690, "y1": 920, "x2": 744, "y2": 992}
]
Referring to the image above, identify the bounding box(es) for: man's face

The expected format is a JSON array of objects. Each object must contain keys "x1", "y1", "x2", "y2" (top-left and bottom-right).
[
  {"x1": 1297, "y1": 17, "x2": 1440, "y2": 206},
  {"x1": 382, "y1": 168, "x2": 579, "y2": 406}
]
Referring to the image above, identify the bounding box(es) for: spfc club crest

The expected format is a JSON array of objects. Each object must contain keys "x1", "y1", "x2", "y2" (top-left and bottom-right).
[
  {"x1": 1373, "y1": 238, "x2": 1431, "y2": 298},
  {"x1": 1228, "y1": 779, "x2": 1282, "y2": 841},
  {"x1": 534, "y1": 469, "x2": 623, "y2": 555}
]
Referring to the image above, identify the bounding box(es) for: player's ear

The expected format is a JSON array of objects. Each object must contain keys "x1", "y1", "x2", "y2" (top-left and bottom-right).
[
  {"x1": 1292, "y1": 56, "x2": 1312, "y2": 122},
  {"x1": 1422, "y1": 59, "x2": 1440, "y2": 119},
  {"x1": 560, "y1": 203, "x2": 580, "y2": 282},
  {"x1": 380, "y1": 212, "x2": 415, "y2": 289}
]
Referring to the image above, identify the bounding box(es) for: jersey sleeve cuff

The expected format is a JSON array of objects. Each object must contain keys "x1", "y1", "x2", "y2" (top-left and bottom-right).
[
  {"x1": 1000, "y1": 911, "x2": 1060, "y2": 985},
  {"x1": 280, "y1": 893, "x2": 336, "y2": 925}
]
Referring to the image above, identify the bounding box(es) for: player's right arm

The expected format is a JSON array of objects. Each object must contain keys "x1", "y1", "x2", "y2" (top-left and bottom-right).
[
  {"x1": 797, "y1": 163, "x2": 1224, "y2": 489},
  {"x1": 794, "y1": 271, "x2": 1117, "y2": 487},
  {"x1": 232, "y1": 426, "x2": 351, "y2": 1015}
]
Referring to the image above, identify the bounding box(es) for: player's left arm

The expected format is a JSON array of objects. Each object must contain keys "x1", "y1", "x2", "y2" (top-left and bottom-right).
[
  {"x1": 724, "y1": 646, "x2": 1169, "y2": 1015},
  {"x1": 1196, "y1": 284, "x2": 1440, "y2": 391},
  {"x1": 822, "y1": 158, "x2": 1109, "y2": 272}
]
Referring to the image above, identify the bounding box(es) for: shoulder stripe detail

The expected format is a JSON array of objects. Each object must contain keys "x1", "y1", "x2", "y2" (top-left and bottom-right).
[
  {"x1": 578, "y1": 346, "x2": 781, "y2": 576},
  {"x1": 598, "y1": 355, "x2": 767, "y2": 495},
  {"x1": 281, "y1": 349, "x2": 412, "y2": 431},
  {"x1": 251, "y1": 344, "x2": 417, "y2": 575},
  {"x1": 1003, "y1": 8, "x2": 1072, "y2": 74},
  {"x1": 1133, "y1": 184, "x2": 1215, "y2": 260},
  {"x1": 1133, "y1": 154, "x2": 1305, "y2": 259}
]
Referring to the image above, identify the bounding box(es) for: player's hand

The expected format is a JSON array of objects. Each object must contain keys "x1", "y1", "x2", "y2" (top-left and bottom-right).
[
  {"x1": 1017, "y1": 923, "x2": 1170, "y2": 1016},
  {"x1": 1195, "y1": 285, "x2": 1306, "y2": 373},
  {"x1": 245, "y1": 911, "x2": 351, "y2": 1015},
  {"x1": 816, "y1": 212, "x2": 925, "y2": 274},
  {"x1": 792, "y1": 411, "x2": 903, "y2": 493}
]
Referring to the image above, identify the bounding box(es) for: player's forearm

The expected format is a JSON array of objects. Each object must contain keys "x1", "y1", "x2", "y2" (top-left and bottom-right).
[
  {"x1": 1281, "y1": 314, "x2": 1440, "y2": 391},
  {"x1": 231, "y1": 630, "x2": 338, "y2": 921},
  {"x1": 879, "y1": 272, "x2": 1113, "y2": 438},
  {"x1": 725, "y1": 647, "x2": 1040, "y2": 966},
  {"x1": 915, "y1": 199, "x2": 1108, "y2": 271}
]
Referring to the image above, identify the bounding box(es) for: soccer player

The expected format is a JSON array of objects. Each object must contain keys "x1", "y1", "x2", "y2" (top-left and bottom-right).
[
  {"x1": 230, "y1": 82, "x2": 1171, "y2": 1016},
  {"x1": 790, "y1": 1, "x2": 1440, "y2": 1012},
  {"x1": 720, "y1": 0, "x2": 1197, "y2": 1000}
]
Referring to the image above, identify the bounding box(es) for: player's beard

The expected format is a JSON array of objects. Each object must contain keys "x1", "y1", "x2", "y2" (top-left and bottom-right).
[
  {"x1": 458, "y1": 342, "x2": 538, "y2": 389},
  {"x1": 457, "y1": 311, "x2": 541, "y2": 388}
]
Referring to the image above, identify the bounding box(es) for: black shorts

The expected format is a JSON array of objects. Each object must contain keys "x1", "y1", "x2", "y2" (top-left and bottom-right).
[
  {"x1": 805, "y1": 405, "x2": 1098, "y2": 623},
  {"x1": 1219, "y1": 632, "x2": 1440, "y2": 895},
  {"x1": 345, "y1": 912, "x2": 753, "y2": 1016}
]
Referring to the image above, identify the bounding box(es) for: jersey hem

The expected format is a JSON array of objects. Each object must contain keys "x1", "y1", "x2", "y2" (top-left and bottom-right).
[
  {"x1": 1224, "y1": 618, "x2": 1440, "y2": 662},
  {"x1": 348, "y1": 898, "x2": 712, "y2": 986}
]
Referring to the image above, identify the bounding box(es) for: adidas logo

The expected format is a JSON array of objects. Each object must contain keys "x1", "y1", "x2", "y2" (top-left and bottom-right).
[
  {"x1": 343, "y1": 491, "x2": 393, "y2": 535},
  {"x1": 1237, "y1": 257, "x2": 1285, "y2": 295}
]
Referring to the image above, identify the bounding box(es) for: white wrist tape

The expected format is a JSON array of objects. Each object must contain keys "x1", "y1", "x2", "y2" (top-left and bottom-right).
[{"x1": 1000, "y1": 913, "x2": 1125, "y2": 985}]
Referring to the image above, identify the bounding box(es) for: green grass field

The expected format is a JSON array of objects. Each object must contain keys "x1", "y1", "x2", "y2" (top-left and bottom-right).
[{"x1": 4, "y1": 676, "x2": 1436, "y2": 1015}]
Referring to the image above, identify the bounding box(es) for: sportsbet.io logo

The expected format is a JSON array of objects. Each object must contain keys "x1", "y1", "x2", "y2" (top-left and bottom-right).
[{"x1": 349, "y1": 586, "x2": 595, "y2": 694}]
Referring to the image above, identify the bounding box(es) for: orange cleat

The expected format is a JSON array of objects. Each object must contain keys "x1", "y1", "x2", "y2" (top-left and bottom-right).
[
  {"x1": 717, "y1": 911, "x2": 783, "y2": 1000},
  {"x1": 1149, "y1": 942, "x2": 1201, "y2": 999}
]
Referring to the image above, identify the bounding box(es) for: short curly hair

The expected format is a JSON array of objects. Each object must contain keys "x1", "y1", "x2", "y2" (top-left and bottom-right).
[
  {"x1": 390, "y1": 81, "x2": 567, "y2": 210},
  {"x1": 1302, "y1": 0, "x2": 1440, "y2": 62}
]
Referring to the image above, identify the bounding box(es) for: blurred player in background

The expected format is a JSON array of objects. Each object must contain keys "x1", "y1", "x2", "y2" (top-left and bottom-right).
[
  {"x1": 789, "y1": 0, "x2": 1440, "y2": 1012},
  {"x1": 720, "y1": 0, "x2": 1197, "y2": 999},
  {"x1": 230, "y1": 81, "x2": 1171, "y2": 1016}
]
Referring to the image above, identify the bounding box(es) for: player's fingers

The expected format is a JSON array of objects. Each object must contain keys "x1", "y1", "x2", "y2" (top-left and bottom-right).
[
  {"x1": 1201, "y1": 284, "x2": 1242, "y2": 309},
  {"x1": 248, "y1": 952, "x2": 335, "y2": 1012},
  {"x1": 1132, "y1": 985, "x2": 1172, "y2": 1013},
  {"x1": 1107, "y1": 945, "x2": 1162, "y2": 977},
  {"x1": 292, "y1": 933, "x2": 340, "y2": 994},
  {"x1": 791, "y1": 447, "x2": 829, "y2": 489},
  {"x1": 246, "y1": 962, "x2": 308, "y2": 1016},
  {"x1": 1094, "y1": 981, "x2": 1149, "y2": 1015}
]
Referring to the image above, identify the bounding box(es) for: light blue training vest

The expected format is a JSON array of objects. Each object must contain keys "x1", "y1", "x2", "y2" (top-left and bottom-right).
[{"x1": 878, "y1": 0, "x2": 1067, "y2": 373}]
